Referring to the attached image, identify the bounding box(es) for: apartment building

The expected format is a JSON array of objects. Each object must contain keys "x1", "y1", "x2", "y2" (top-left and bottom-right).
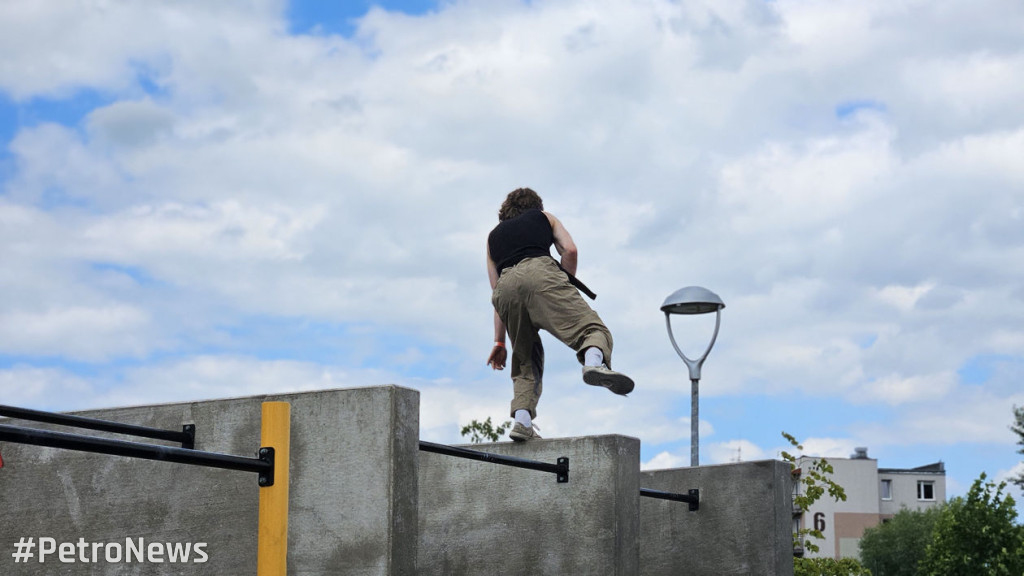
[{"x1": 794, "y1": 447, "x2": 946, "y2": 560}]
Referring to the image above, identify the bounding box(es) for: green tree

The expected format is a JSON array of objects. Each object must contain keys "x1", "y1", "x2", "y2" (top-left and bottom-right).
[
  {"x1": 1012, "y1": 405, "x2": 1024, "y2": 490},
  {"x1": 795, "y1": 557, "x2": 872, "y2": 576},
  {"x1": 859, "y1": 506, "x2": 943, "y2": 576},
  {"x1": 919, "y1": 473, "x2": 1024, "y2": 576},
  {"x1": 459, "y1": 417, "x2": 512, "y2": 443}
]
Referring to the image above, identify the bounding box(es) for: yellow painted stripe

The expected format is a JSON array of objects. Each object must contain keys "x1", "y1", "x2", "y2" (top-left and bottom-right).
[{"x1": 257, "y1": 402, "x2": 290, "y2": 576}]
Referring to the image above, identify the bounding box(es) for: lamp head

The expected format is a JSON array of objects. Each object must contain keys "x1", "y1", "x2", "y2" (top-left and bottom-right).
[{"x1": 660, "y1": 286, "x2": 725, "y2": 316}]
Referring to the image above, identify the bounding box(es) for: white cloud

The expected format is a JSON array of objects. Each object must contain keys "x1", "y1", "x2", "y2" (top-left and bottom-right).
[
  {"x1": 0, "y1": 366, "x2": 93, "y2": 410},
  {"x1": 642, "y1": 451, "x2": 687, "y2": 471},
  {"x1": 0, "y1": 0, "x2": 1023, "y2": 488},
  {"x1": 718, "y1": 118, "x2": 896, "y2": 235},
  {"x1": 796, "y1": 437, "x2": 860, "y2": 460},
  {"x1": 91, "y1": 355, "x2": 405, "y2": 411},
  {"x1": 874, "y1": 282, "x2": 937, "y2": 312},
  {"x1": 993, "y1": 462, "x2": 1024, "y2": 519},
  {"x1": 0, "y1": 1, "x2": 286, "y2": 100},
  {"x1": 86, "y1": 99, "x2": 176, "y2": 148},
  {"x1": 857, "y1": 391, "x2": 1024, "y2": 447},
  {"x1": 858, "y1": 371, "x2": 957, "y2": 406},
  {"x1": 901, "y1": 53, "x2": 1024, "y2": 123},
  {"x1": 640, "y1": 437, "x2": 769, "y2": 470},
  {"x1": 80, "y1": 201, "x2": 324, "y2": 265},
  {"x1": 0, "y1": 305, "x2": 152, "y2": 361},
  {"x1": 707, "y1": 439, "x2": 769, "y2": 464},
  {"x1": 994, "y1": 462, "x2": 1024, "y2": 486}
]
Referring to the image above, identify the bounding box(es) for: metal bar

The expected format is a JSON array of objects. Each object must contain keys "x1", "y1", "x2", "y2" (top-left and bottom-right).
[
  {"x1": 0, "y1": 423, "x2": 271, "y2": 477},
  {"x1": 258, "y1": 402, "x2": 290, "y2": 576},
  {"x1": 640, "y1": 487, "x2": 700, "y2": 511},
  {"x1": 0, "y1": 404, "x2": 194, "y2": 448},
  {"x1": 691, "y1": 378, "x2": 699, "y2": 467},
  {"x1": 419, "y1": 441, "x2": 569, "y2": 483}
]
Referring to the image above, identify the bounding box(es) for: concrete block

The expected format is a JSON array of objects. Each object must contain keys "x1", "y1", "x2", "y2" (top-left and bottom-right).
[
  {"x1": 418, "y1": 435, "x2": 640, "y2": 576},
  {"x1": 639, "y1": 460, "x2": 794, "y2": 576},
  {"x1": 0, "y1": 385, "x2": 419, "y2": 576}
]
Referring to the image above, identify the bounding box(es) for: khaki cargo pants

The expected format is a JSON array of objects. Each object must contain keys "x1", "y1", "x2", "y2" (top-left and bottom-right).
[{"x1": 491, "y1": 257, "x2": 613, "y2": 419}]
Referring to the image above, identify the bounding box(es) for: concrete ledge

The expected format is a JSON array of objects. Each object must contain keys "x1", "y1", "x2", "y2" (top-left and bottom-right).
[
  {"x1": 639, "y1": 460, "x2": 794, "y2": 576},
  {"x1": 0, "y1": 386, "x2": 419, "y2": 576},
  {"x1": 418, "y1": 435, "x2": 640, "y2": 576}
]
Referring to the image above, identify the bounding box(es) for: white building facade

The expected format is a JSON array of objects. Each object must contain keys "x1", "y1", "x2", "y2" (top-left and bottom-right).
[{"x1": 794, "y1": 447, "x2": 946, "y2": 560}]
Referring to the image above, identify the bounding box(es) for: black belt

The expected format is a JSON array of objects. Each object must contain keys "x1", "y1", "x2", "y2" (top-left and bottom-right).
[
  {"x1": 499, "y1": 256, "x2": 598, "y2": 300},
  {"x1": 555, "y1": 259, "x2": 597, "y2": 300}
]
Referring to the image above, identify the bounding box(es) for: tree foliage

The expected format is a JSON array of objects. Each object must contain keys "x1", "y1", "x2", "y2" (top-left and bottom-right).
[
  {"x1": 1012, "y1": 405, "x2": 1024, "y2": 490},
  {"x1": 859, "y1": 506, "x2": 943, "y2": 576},
  {"x1": 459, "y1": 417, "x2": 511, "y2": 443},
  {"x1": 781, "y1": 431, "x2": 849, "y2": 553},
  {"x1": 795, "y1": 557, "x2": 873, "y2": 576},
  {"x1": 919, "y1": 473, "x2": 1024, "y2": 576}
]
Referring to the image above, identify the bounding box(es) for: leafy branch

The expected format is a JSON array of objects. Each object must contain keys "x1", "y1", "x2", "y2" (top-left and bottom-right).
[
  {"x1": 460, "y1": 417, "x2": 512, "y2": 444},
  {"x1": 781, "y1": 431, "x2": 848, "y2": 553}
]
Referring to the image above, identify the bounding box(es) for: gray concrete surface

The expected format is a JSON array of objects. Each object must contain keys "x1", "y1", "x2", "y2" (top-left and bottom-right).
[
  {"x1": 2, "y1": 386, "x2": 799, "y2": 576},
  {"x1": 417, "y1": 435, "x2": 640, "y2": 576},
  {"x1": 639, "y1": 460, "x2": 795, "y2": 576},
  {"x1": 0, "y1": 385, "x2": 419, "y2": 576}
]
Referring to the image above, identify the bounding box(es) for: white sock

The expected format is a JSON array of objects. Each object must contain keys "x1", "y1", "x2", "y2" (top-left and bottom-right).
[
  {"x1": 584, "y1": 347, "x2": 604, "y2": 367},
  {"x1": 515, "y1": 409, "x2": 532, "y2": 428}
]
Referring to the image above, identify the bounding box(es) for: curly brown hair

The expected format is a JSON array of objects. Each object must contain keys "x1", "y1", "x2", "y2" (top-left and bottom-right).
[{"x1": 498, "y1": 187, "x2": 544, "y2": 221}]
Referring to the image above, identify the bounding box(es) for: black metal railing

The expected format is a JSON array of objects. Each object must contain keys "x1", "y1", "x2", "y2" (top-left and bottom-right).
[
  {"x1": 640, "y1": 487, "x2": 700, "y2": 511},
  {"x1": 0, "y1": 407, "x2": 274, "y2": 486},
  {"x1": 419, "y1": 440, "x2": 569, "y2": 483},
  {"x1": 0, "y1": 404, "x2": 195, "y2": 449}
]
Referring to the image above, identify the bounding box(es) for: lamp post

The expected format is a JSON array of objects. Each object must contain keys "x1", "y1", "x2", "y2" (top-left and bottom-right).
[{"x1": 661, "y1": 286, "x2": 725, "y2": 467}]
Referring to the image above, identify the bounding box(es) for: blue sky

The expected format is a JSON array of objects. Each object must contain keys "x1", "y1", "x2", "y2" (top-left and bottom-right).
[
  {"x1": 287, "y1": 0, "x2": 440, "y2": 35},
  {"x1": 1, "y1": 0, "x2": 1023, "y2": 518}
]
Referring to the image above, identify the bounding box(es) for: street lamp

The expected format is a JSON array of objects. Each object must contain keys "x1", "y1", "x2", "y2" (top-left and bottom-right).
[{"x1": 661, "y1": 286, "x2": 725, "y2": 467}]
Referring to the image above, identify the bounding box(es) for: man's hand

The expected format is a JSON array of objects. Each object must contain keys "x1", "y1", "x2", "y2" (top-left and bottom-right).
[{"x1": 487, "y1": 345, "x2": 507, "y2": 370}]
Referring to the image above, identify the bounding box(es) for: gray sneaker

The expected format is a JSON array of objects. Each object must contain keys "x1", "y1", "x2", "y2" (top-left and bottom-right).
[
  {"x1": 509, "y1": 422, "x2": 542, "y2": 442},
  {"x1": 583, "y1": 365, "x2": 634, "y2": 396}
]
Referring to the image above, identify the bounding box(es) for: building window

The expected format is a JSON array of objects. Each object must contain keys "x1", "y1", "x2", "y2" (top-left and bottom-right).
[
  {"x1": 918, "y1": 481, "x2": 935, "y2": 501},
  {"x1": 881, "y1": 479, "x2": 892, "y2": 501}
]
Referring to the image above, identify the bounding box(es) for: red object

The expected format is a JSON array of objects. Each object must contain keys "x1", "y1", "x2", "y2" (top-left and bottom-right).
[{"x1": 0, "y1": 451, "x2": 4, "y2": 469}]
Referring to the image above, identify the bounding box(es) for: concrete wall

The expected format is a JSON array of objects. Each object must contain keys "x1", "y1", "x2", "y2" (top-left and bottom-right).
[
  {"x1": 3, "y1": 387, "x2": 800, "y2": 576},
  {"x1": 639, "y1": 460, "x2": 794, "y2": 576},
  {"x1": 418, "y1": 435, "x2": 640, "y2": 576},
  {"x1": 0, "y1": 386, "x2": 419, "y2": 576}
]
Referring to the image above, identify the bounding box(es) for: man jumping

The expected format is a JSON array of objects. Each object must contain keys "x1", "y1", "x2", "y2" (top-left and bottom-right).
[{"x1": 486, "y1": 187, "x2": 634, "y2": 441}]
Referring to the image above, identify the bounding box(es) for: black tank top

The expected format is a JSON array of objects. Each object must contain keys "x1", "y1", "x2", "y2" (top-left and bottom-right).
[{"x1": 488, "y1": 209, "x2": 553, "y2": 274}]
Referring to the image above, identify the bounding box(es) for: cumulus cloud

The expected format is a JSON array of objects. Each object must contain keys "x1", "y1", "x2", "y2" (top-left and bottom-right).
[
  {"x1": 858, "y1": 372, "x2": 958, "y2": 406},
  {"x1": 857, "y1": 391, "x2": 1024, "y2": 447},
  {"x1": 707, "y1": 439, "x2": 769, "y2": 464},
  {"x1": 0, "y1": 305, "x2": 152, "y2": 361},
  {"x1": 0, "y1": 366, "x2": 94, "y2": 410},
  {"x1": 643, "y1": 451, "x2": 687, "y2": 471},
  {"x1": 0, "y1": 0, "x2": 1023, "y2": 499}
]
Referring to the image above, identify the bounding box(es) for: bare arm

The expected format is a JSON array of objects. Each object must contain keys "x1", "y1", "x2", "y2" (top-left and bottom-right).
[
  {"x1": 486, "y1": 243, "x2": 507, "y2": 369},
  {"x1": 545, "y1": 211, "x2": 578, "y2": 275},
  {"x1": 486, "y1": 244, "x2": 506, "y2": 340}
]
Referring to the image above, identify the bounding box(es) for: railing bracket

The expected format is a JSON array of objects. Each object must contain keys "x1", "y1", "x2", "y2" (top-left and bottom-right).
[
  {"x1": 556, "y1": 457, "x2": 569, "y2": 483},
  {"x1": 640, "y1": 487, "x2": 700, "y2": 511},
  {"x1": 257, "y1": 447, "x2": 275, "y2": 487},
  {"x1": 182, "y1": 424, "x2": 196, "y2": 449}
]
